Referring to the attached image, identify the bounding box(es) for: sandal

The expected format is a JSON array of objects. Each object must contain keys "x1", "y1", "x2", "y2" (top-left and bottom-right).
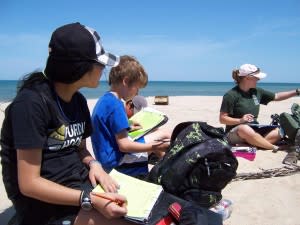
[{"x1": 282, "y1": 151, "x2": 298, "y2": 165}]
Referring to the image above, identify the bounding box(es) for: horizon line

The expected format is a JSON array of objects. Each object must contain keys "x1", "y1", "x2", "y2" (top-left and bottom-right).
[{"x1": 0, "y1": 79, "x2": 299, "y2": 84}]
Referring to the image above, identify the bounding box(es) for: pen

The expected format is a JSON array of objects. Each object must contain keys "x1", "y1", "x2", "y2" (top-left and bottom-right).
[
  {"x1": 154, "y1": 138, "x2": 171, "y2": 143},
  {"x1": 91, "y1": 192, "x2": 125, "y2": 206}
]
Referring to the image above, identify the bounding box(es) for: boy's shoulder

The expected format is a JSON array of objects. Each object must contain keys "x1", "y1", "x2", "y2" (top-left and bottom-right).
[
  {"x1": 98, "y1": 92, "x2": 119, "y2": 105},
  {"x1": 94, "y1": 92, "x2": 124, "y2": 113},
  {"x1": 102, "y1": 92, "x2": 120, "y2": 99}
]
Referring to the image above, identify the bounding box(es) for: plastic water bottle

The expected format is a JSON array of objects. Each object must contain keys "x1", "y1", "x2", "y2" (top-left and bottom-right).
[{"x1": 210, "y1": 199, "x2": 233, "y2": 220}]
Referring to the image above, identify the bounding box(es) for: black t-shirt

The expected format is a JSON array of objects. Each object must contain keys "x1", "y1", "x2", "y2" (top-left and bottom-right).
[{"x1": 0, "y1": 82, "x2": 92, "y2": 201}]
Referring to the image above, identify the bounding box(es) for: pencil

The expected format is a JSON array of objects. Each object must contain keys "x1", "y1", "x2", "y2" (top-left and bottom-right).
[{"x1": 91, "y1": 192, "x2": 124, "y2": 206}]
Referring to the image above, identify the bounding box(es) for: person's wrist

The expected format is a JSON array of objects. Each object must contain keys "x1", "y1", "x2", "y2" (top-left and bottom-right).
[
  {"x1": 88, "y1": 159, "x2": 101, "y2": 168},
  {"x1": 80, "y1": 189, "x2": 93, "y2": 211},
  {"x1": 296, "y1": 88, "x2": 300, "y2": 96}
]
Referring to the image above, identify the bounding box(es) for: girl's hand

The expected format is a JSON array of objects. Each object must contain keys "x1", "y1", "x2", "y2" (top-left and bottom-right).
[
  {"x1": 89, "y1": 162, "x2": 119, "y2": 193},
  {"x1": 91, "y1": 192, "x2": 128, "y2": 219}
]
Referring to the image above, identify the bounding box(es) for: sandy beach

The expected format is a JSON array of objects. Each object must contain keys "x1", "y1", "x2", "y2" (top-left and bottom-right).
[{"x1": 1, "y1": 96, "x2": 299, "y2": 225}]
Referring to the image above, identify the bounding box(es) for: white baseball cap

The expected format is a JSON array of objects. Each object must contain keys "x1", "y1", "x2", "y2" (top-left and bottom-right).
[{"x1": 238, "y1": 64, "x2": 267, "y2": 79}]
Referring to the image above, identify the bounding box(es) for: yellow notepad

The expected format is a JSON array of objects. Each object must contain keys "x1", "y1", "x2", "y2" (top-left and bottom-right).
[
  {"x1": 128, "y1": 107, "x2": 168, "y2": 141},
  {"x1": 92, "y1": 169, "x2": 163, "y2": 223}
]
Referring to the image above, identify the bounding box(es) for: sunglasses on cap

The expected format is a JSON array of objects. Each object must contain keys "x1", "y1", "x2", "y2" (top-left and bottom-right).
[{"x1": 247, "y1": 68, "x2": 260, "y2": 76}]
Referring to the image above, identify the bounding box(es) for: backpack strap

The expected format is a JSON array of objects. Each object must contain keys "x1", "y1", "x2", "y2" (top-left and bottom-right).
[
  {"x1": 291, "y1": 103, "x2": 300, "y2": 123},
  {"x1": 170, "y1": 121, "x2": 195, "y2": 142}
]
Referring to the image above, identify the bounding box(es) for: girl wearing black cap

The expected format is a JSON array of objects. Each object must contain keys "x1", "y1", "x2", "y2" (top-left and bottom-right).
[{"x1": 0, "y1": 23, "x2": 133, "y2": 225}]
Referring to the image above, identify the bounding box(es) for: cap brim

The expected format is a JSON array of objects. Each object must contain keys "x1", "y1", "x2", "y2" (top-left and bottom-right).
[
  {"x1": 253, "y1": 72, "x2": 267, "y2": 79},
  {"x1": 97, "y1": 53, "x2": 120, "y2": 67}
]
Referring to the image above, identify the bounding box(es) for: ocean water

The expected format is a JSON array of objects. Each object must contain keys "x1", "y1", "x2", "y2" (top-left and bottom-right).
[{"x1": 0, "y1": 80, "x2": 300, "y2": 102}]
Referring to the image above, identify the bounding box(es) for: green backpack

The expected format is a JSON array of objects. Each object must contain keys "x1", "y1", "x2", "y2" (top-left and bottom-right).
[{"x1": 279, "y1": 103, "x2": 300, "y2": 144}]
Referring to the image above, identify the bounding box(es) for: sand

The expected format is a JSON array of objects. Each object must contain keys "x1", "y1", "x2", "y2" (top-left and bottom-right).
[{"x1": 0, "y1": 96, "x2": 299, "y2": 225}]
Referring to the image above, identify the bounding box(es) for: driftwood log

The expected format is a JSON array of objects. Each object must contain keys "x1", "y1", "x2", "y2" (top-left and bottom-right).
[{"x1": 233, "y1": 164, "x2": 300, "y2": 181}]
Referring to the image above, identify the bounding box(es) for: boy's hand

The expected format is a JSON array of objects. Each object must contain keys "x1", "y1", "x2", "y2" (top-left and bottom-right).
[
  {"x1": 129, "y1": 121, "x2": 142, "y2": 132},
  {"x1": 152, "y1": 139, "x2": 170, "y2": 151}
]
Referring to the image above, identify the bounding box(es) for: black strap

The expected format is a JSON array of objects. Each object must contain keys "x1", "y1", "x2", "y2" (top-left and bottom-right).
[{"x1": 115, "y1": 161, "x2": 149, "y2": 170}]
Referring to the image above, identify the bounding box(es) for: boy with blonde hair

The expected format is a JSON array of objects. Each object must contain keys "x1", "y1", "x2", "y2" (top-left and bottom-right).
[{"x1": 91, "y1": 55, "x2": 169, "y2": 177}]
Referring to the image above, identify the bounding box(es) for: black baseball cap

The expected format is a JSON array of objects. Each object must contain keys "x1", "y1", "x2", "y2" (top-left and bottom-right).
[{"x1": 48, "y1": 22, "x2": 119, "y2": 67}]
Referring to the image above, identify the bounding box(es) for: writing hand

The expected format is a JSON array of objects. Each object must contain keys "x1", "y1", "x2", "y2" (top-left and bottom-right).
[
  {"x1": 152, "y1": 139, "x2": 170, "y2": 151},
  {"x1": 91, "y1": 192, "x2": 128, "y2": 219},
  {"x1": 154, "y1": 138, "x2": 170, "y2": 143},
  {"x1": 242, "y1": 114, "x2": 254, "y2": 123}
]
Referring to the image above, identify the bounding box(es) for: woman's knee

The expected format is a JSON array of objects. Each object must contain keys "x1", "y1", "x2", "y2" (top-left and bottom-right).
[
  {"x1": 265, "y1": 128, "x2": 281, "y2": 143},
  {"x1": 236, "y1": 124, "x2": 255, "y2": 138}
]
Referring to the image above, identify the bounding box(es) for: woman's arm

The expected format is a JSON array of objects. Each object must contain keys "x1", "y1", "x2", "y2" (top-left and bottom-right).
[
  {"x1": 78, "y1": 139, "x2": 97, "y2": 166},
  {"x1": 17, "y1": 148, "x2": 81, "y2": 206},
  {"x1": 17, "y1": 148, "x2": 128, "y2": 219},
  {"x1": 219, "y1": 112, "x2": 254, "y2": 125},
  {"x1": 274, "y1": 89, "x2": 299, "y2": 101}
]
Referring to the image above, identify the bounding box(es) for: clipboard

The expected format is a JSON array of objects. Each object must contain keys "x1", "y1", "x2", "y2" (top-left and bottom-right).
[
  {"x1": 92, "y1": 169, "x2": 163, "y2": 223},
  {"x1": 248, "y1": 123, "x2": 279, "y2": 136},
  {"x1": 128, "y1": 107, "x2": 168, "y2": 141}
]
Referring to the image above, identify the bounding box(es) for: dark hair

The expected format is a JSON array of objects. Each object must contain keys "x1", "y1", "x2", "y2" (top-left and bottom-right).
[
  {"x1": 109, "y1": 55, "x2": 148, "y2": 87},
  {"x1": 17, "y1": 71, "x2": 48, "y2": 93},
  {"x1": 17, "y1": 56, "x2": 95, "y2": 93},
  {"x1": 126, "y1": 99, "x2": 134, "y2": 109}
]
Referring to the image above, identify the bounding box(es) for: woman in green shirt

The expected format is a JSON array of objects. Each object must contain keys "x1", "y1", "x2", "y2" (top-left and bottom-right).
[{"x1": 219, "y1": 64, "x2": 299, "y2": 151}]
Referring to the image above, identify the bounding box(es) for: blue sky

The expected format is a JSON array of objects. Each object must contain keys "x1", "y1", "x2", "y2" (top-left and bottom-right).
[{"x1": 0, "y1": 0, "x2": 299, "y2": 82}]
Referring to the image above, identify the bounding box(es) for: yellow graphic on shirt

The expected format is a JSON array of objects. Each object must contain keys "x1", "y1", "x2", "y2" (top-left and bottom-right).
[
  {"x1": 49, "y1": 125, "x2": 66, "y2": 141},
  {"x1": 47, "y1": 122, "x2": 85, "y2": 151}
]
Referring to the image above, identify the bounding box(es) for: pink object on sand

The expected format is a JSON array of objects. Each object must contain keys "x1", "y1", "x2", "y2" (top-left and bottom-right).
[{"x1": 231, "y1": 147, "x2": 257, "y2": 161}]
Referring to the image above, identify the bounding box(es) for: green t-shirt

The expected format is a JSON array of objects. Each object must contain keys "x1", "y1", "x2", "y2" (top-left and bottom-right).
[{"x1": 220, "y1": 86, "x2": 275, "y2": 132}]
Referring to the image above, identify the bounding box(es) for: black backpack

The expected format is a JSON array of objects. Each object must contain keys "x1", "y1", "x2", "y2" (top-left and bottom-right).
[{"x1": 147, "y1": 121, "x2": 238, "y2": 208}]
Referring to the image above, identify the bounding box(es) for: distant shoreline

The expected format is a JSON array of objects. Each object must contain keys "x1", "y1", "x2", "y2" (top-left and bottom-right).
[
  {"x1": 0, "y1": 80, "x2": 299, "y2": 102},
  {"x1": 1, "y1": 79, "x2": 300, "y2": 84}
]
